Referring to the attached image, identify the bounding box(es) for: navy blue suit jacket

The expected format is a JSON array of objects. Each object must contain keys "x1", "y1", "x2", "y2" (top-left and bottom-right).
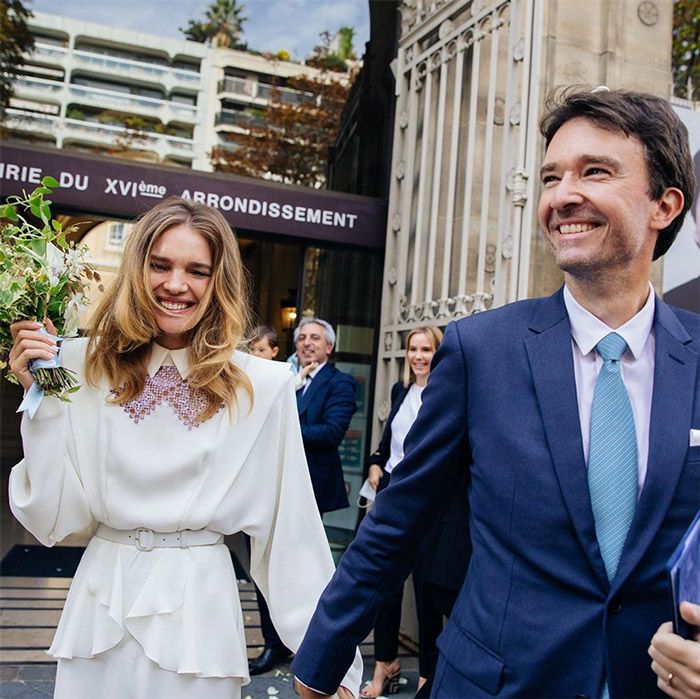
[
  {"x1": 367, "y1": 381, "x2": 409, "y2": 470},
  {"x1": 292, "y1": 289, "x2": 700, "y2": 698},
  {"x1": 297, "y1": 363, "x2": 356, "y2": 515}
]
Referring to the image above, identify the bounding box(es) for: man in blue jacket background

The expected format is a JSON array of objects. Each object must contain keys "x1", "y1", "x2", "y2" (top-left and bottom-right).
[{"x1": 294, "y1": 317, "x2": 356, "y2": 516}]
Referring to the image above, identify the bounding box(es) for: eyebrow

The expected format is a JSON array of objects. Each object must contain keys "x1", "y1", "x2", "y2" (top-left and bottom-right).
[{"x1": 540, "y1": 154, "x2": 623, "y2": 178}]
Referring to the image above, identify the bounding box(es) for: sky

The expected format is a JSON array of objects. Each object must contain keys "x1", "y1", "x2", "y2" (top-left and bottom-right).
[{"x1": 27, "y1": 0, "x2": 370, "y2": 62}]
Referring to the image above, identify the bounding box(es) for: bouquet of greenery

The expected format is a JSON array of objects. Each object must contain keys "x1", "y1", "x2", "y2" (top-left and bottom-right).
[{"x1": 0, "y1": 177, "x2": 101, "y2": 404}]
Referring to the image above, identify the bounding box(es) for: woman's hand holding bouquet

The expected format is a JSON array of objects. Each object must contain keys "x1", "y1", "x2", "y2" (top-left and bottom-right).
[{"x1": 0, "y1": 177, "x2": 101, "y2": 415}]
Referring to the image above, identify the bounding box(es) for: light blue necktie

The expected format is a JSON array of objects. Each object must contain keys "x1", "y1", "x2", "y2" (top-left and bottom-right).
[
  {"x1": 588, "y1": 331, "x2": 638, "y2": 583},
  {"x1": 588, "y1": 333, "x2": 638, "y2": 699}
]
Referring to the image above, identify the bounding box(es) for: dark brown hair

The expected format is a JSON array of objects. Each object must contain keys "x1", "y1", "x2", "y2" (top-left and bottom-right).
[
  {"x1": 249, "y1": 325, "x2": 279, "y2": 350},
  {"x1": 540, "y1": 88, "x2": 696, "y2": 260}
]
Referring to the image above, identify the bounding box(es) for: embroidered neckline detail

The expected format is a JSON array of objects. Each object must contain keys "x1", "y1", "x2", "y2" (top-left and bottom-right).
[{"x1": 111, "y1": 366, "x2": 217, "y2": 430}]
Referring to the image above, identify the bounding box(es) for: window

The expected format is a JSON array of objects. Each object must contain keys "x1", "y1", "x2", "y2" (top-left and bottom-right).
[{"x1": 108, "y1": 222, "x2": 127, "y2": 248}]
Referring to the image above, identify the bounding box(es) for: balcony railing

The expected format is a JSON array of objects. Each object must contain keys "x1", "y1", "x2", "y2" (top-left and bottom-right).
[
  {"x1": 217, "y1": 76, "x2": 311, "y2": 105},
  {"x1": 28, "y1": 41, "x2": 202, "y2": 87},
  {"x1": 32, "y1": 42, "x2": 68, "y2": 61},
  {"x1": 72, "y1": 50, "x2": 200, "y2": 85},
  {"x1": 4, "y1": 107, "x2": 60, "y2": 129},
  {"x1": 218, "y1": 76, "x2": 256, "y2": 98},
  {"x1": 15, "y1": 75, "x2": 64, "y2": 93},
  {"x1": 4, "y1": 108, "x2": 194, "y2": 155},
  {"x1": 67, "y1": 83, "x2": 197, "y2": 120},
  {"x1": 215, "y1": 110, "x2": 266, "y2": 128}
]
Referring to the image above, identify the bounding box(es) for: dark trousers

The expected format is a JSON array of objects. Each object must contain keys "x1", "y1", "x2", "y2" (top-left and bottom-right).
[
  {"x1": 244, "y1": 535, "x2": 290, "y2": 653},
  {"x1": 256, "y1": 587, "x2": 289, "y2": 652},
  {"x1": 372, "y1": 471, "x2": 445, "y2": 679}
]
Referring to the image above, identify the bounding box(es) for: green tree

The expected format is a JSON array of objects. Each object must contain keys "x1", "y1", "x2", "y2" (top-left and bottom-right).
[
  {"x1": 181, "y1": 0, "x2": 247, "y2": 49},
  {"x1": 211, "y1": 75, "x2": 351, "y2": 188},
  {"x1": 673, "y1": 0, "x2": 700, "y2": 100},
  {"x1": 0, "y1": 0, "x2": 34, "y2": 117},
  {"x1": 337, "y1": 27, "x2": 356, "y2": 61},
  {"x1": 306, "y1": 31, "x2": 348, "y2": 73}
]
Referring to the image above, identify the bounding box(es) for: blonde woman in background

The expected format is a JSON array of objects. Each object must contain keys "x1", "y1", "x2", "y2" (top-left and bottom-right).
[
  {"x1": 8, "y1": 197, "x2": 361, "y2": 699},
  {"x1": 361, "y1": 326, "x2": 445, "y2": 698}
]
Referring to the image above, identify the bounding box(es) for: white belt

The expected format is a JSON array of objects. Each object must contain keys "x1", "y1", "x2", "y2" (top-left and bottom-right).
[{"x1": 95, "y1": 524, "x2": 223, "y2": 552}]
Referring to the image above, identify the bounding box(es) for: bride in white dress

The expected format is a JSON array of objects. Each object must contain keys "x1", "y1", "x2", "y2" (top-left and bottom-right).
[{"x1": 7, "y1": 197, "x2": 362, "y2": 699}]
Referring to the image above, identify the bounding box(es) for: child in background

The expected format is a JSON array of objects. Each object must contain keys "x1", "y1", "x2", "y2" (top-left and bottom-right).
[{"x1": 249, "y1": 325, "x2": 280, "y2": 360}]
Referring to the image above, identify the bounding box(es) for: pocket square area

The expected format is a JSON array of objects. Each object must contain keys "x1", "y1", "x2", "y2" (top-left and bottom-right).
[{"x1": 690, "y1": 429, "x2": 700, "y2": 447}]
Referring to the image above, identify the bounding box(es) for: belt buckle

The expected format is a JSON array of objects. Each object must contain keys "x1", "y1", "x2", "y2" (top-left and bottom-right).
[{"x1": 135, "y1": 528, "x2": 155, "y2": 551}]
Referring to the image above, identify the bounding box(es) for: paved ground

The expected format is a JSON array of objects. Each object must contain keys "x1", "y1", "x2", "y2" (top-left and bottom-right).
[
  {"x1": 0, "y1": 574, "x2": 420, "y2": 699},
  {"x1": 0, "y1": 656, "x2": 422, "y2": 698}
]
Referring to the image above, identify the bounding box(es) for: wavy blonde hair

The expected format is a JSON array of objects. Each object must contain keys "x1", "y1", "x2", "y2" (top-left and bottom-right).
[
  {"x1": 402, "y1": 326, "x2": 443, "y2": 388},
  {"x1": 86, "y1": 197, "x2": 252, "y2": 420}
]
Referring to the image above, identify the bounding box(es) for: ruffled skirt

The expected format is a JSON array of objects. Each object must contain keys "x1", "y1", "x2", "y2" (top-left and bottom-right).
[
  {"x1": 49, "y1": 536, "x2": 250, "y2": 695},
  {"x1": 55, "y1": 633, "x2": 242, "y2": 699}
]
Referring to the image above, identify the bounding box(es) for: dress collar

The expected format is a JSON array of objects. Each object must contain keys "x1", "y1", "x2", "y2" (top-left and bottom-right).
[
  {"x1": 147, "y1": 343, "x2": 191, "y2": 379},
  {"x1": 563, "y1": 283, "x2": 655, "y2": 360}
]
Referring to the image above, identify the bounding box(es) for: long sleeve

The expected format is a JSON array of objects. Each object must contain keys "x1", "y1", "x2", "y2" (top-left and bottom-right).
[
  {"x1": 242, "y1": 374, "x2": 362, "y2": 695},
  {"x1": 292, "y1": 323, "x2": 470, "y2": 693},
  {"x1": 300, "y1": 372, "x2": 356, "y2": 449},
  {"x1": 9, "y1": 393, "x2": 94, "y2": 547}
]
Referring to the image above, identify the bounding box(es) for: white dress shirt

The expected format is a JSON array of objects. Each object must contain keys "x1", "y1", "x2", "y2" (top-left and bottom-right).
[
  {"x1": 564, "y1": 284, "x2": 655, "y2": 491},
  {"x1": 298, "y1": 360, "x2": 327, "y2": 394},
  {"x1": 385, "y1": 383, "x2": 425, "y2": 474}
]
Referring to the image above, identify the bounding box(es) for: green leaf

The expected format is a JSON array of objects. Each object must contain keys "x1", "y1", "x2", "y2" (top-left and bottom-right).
[
  {"x1": 39, "y1": 201, "x2": 51, "y2": 224},
  {"x1": 1, "y1": 205, "x2": 18, "y2": 221},
  {"x1": 27, "y1": 238, "x2": 47, "y2": 258},
  {"x1": 51, "y1": 219, "x2": 62, "y2": 232},
  {"x1": 41, "y1": 176, "x2": 60, "y2": 188},
  {"x1": 29, "y1": 198, "x2": 42, "y2": 219},
  {"x1": 33, "y1": 187, "x2": 52, "y2": 196}
]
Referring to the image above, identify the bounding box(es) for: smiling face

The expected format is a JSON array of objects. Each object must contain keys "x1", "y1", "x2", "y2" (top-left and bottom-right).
[
  {"x1": 148, "y1": 223, "x2": 213, "y2": 349},
  {"x1": 538, "y1": 117, "x2": 660, "y2": 283},
  {"x1": 407, "y1": 332, "x2": 435, "y2": 384},
  {"x1": 295, "y1": 322, "x2": 332, "y2": 367}
]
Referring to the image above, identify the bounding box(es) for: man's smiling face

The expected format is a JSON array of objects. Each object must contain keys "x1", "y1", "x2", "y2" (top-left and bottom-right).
[{"x1": 538, "y1": 116, "x2": 659, "y2": 281}]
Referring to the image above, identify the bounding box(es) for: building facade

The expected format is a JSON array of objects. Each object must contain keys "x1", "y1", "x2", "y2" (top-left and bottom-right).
[{"x1": 5, "y1": 11, "x2": 334, "y2": 171}]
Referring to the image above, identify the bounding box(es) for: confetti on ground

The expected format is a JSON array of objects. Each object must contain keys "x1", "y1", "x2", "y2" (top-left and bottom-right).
[{"x1": 267, "y1": 687, "x2": 280, "y2": 696}]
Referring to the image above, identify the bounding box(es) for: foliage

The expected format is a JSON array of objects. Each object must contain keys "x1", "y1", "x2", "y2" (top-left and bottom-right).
[
  {"x1": 210, "y1": 75, "x2": 351, "y2": 189},
  {"x1": 306, "y1": 31, "x2": 349, "y2": 73},
  {"x1": 0, "y1": 179, "x2": 101, "y2": 398},
  {"x1": 337, "y1": 27, "x2": 357, "y2": 61},
  {"x1": 181, "y1": 0, "x2": 247, "y2": 49},
  {"x1": 672, "y1": 0, "x2": 700, "y2": 101},
  {"x1": 0, "y1": 0, "x2": 34, "y2": 117}
]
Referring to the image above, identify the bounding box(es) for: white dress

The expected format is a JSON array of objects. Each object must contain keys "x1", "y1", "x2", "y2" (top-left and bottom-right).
[{"x1": 9, "y1": 340, "x2": 363, "y2": 698}]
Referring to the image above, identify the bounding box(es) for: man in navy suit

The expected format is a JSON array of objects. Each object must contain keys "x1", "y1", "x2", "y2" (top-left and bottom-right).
[
  {"x1": 294, "y1": 317, "x2": 357, "y2": 516},
  {"x1": 292, "y1": 89, "x2": 700, "y2": 698}
]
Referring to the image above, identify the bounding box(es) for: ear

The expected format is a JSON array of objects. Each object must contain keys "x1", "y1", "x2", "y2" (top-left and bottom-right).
[
  {"x1": 271, "y1": 346, "x2": 279, "y2": 358},
  {"x1": 650, "y1": 187, "x2": 684, "y2": 231}
]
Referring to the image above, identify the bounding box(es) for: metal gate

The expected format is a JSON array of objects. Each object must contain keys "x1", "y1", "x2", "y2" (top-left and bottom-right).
[{"x1": 374, "y1": 0, "x2": 543, "y2": 430}]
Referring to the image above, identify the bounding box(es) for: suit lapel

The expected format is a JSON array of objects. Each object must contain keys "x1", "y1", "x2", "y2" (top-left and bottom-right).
[
  {"x1": 525, "y1": 289, "x2": 610, "y2": 587},
  {"x1": 298, "y1": 364, "x2": 332, "y2": 416},
  {"x1": 612, "y1": 299, "x2": 697, "y2": 591}
]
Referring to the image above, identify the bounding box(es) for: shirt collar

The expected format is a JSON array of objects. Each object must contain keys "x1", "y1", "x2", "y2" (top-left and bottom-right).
[
  {"x1": 147, "y1": 343, "x2": 190, "y2": 379},
  {"x1": 563, "y1": 283, "x2": 655, "y2": 360},
  {"x1": 308, "y1": 361, "x2": 327, "y2": 379}
]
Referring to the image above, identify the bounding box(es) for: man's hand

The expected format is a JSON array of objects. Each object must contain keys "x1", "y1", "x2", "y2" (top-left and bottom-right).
[
  {"x1": 649, "y1": 602, "x2": 700, "y2": 698},
  {"x1": 293, "y1": 678, "x2": 355, "y2": 699}
]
